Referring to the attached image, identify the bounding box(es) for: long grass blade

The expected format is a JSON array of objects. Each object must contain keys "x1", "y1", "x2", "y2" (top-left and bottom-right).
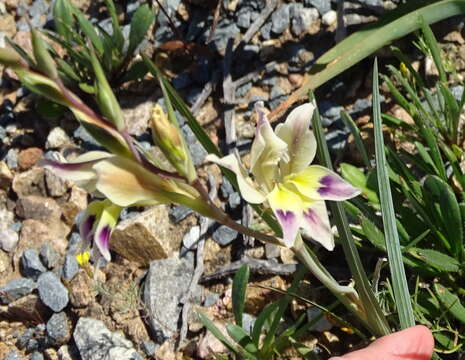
[
  {"x1": 372, "y1": 59, "x2": 415, "y2": 329},
  {"x1": 310, "y1": 94, "x2": 390, "y2": 337}
]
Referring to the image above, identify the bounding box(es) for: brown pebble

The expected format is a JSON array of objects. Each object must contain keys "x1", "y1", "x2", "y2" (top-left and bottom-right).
[{"x1": 18, "y1": 147, "x2": 43, "y2": 171}]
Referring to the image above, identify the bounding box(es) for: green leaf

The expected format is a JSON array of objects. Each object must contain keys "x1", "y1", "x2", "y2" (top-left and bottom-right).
[
  {"x1": 251, "y1": 302, "x2": 279, "y2": 346},
  {"x1": 31, "y1": 28, "x2": 59, "y2": 79},
  {"x1": 90, "y1": 50, "x2": 125, "y2": 130},
  {"x1": 127, "y1": 4, "x2": 155, "y2": 57},
  {"x1": 72, "y1": 7, "x2": 104, "y2": 55},
  {"x1": 53, "y1": 0, "x2": 74, "y2": 41},
  {"x1": 407, "y1": 248, "x2": 460, "y2": 272},
  {"x1": 277, "y1": 0, "x2": 465, "y2": 112},
  {"x1": 372, "y1": 59, "x2": 415, "y2": 329},
  {"x1": 120, "y1": 60, "x2": 149, "y2": 82},
  {"x1": 423, "y1": 175, "x2": 463, "y2": 259},
  {"x1": 232, "y1": 265, "x2": 249, "y2": 328},
  {"x1": 226, "y1": 324, "x2": 259, "y2": 358},
  {"x1": 36, "y1": 101, "x2": 67, "y2": 121},
  {"x1": 5, "y1": 37, "x2": 36, "y2": 68},
  {"x1": 434, "y1": 283, "x2": 465, "y2": 324},
  {"x1": 420, "y1": 19, "x2": 447, "y2": 82},
  {"x1": 104, "y1": 0, "x2": 125, "y2": 52},
  {"x1": 198, "y1": 312, "x2": 241, "y2": 356},
  {"x1": 340, "y1": 111, "x2": 371, "y2": 169}
]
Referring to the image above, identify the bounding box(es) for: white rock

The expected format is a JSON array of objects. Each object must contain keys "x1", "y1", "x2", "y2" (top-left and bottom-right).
[
  {"x1": 322, "y1": 10, "x2": 337, "y2": 26},
  {"x1": 46, "y1": 127, "x2": 70, "y2": 149}
]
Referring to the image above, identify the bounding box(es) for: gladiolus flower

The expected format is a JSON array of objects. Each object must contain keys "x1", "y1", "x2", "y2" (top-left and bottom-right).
[{"x1": 207, "y1": 102, "x2": 360, "y2": 249}]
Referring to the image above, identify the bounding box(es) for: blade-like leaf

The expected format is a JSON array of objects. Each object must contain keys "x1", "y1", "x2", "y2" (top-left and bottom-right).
[
  {"x1": 311, "y1": 94, "x2": 390, "y2": 337},
  {"x1": 434, "y1": 283, "x2": 465, "y2": 324},
  {"x1": 423, "y1": 175, "x2": 463, "y2": 259},
  {"x1": 53, "y1": 0, "x2": 74, "y2": 41},
  {"x1": 198, "y1": 312, "x2": 241, "y2": 356},
  {"x1": 232, "y1": 265, "x2": 249, "y2": 328},
  {"x1": 373, "y1": 59, "x2": 415, "y2": 329},
  {"x1": 127, "y1": 4, "x2": 155, "y2": 56},
  {"x1": 407, "y1": 248, "x2": 460, "y2": 272},
  {"x1": 104, "y1": 0, "x2": 125, "y2": 52},
  {"x1": 340, "y1": 111, "x2": 371, "y2": 169},
  {"x1": 72, "y1": 7, "x2": 104, "y2": 54},
  {"x1": 270, "y1": 0, "x2": 465, "y2": 119},
  {"x1": 226, "y1": 324, "x2": 259, "y2": 358}
]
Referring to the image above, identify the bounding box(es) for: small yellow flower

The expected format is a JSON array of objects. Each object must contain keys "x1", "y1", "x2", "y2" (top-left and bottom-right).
[{"x1": 76, "y1": 251, "x2": 90, "y2": 266}]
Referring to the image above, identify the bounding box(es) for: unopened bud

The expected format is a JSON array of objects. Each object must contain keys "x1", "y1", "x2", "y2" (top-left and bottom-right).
[
  {"x1": 31, "y1": 28, "x2": 58, "y2": 79},
  {"x1": 0, "y1": 48, "x2": 22, "y2": 69},
  {"x1": 151, "y1": 105, "x2": 197, "y2": 183}
]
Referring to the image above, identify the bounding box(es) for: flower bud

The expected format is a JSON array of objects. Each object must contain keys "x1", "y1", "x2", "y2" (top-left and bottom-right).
[
  {"x1": 151, "y1": 105, "x2": 197, "y2": 183},
  {"x1": 31, "y1": 28, "x2": 59, "y2": 79}
]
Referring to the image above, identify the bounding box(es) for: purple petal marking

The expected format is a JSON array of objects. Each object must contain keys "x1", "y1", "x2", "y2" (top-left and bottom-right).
[
  {"x1": 276, "y1": 209, "x2": 299, "y2": 247},
  {"x1": 79, "y1": 215, "x2": 96, "y2": 243},
  {"x1": 97, "y1": 226, "x2": 111, "y2": 250},
  {"x1": 276, "y1": 209, "x2": 296, "y2": 227},
  {"x1": 40, "y1": 158, "x2": 88, "y2": 171},
  {"x1": 303, "y1": 208, "x2": 319, "y2": 225},
  {"x1": 318, "y1": 175, "x2": 357, "y2": 199}
]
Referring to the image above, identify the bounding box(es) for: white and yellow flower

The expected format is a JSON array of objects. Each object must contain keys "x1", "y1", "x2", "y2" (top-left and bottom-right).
[
  {"x1": 41, "y1": 151, "x2": 212, "y2": 260},
  {"x1": 207, "y1": 102, "x2": 360, "y2": 249}
]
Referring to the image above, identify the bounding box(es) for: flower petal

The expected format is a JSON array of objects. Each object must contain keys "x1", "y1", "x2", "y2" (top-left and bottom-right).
[
  {"x1": 206, "y1": 154, "x2": 266, "y2": 204},
  {"x1": 40, "y1": 151, "x2": 112, "y2": 191},
  {"x1": 250, "y1": 102, "x2": 289, "y2": 190},
  {"x1": 287, "y1": 165, "x2": 361, "y2": 201},
  {"x1": 93, "y1": 201, "x2": 122, "y2": 261},
  {"x1": 301, "y1": 200, "x2": 334, "y2": 251},
  {"x1": 266, "y1": 185, "x2": 303, "y2": 248},
  {"x1": 275, "y1": 103, "x2": 316, "y2": 175},
  {"x1": 93, "y1": 157, "x2": 175, "y2": 207}
]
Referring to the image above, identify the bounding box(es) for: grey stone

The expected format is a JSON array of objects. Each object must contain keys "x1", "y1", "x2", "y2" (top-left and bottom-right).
[
  {"x1": 265, "y1": 243, "x2": 281, "y2": 259},
  {"x1": 45, "y1": 169, "x2": 68, "y2": 197},
  {"x1": 29, "y1": 0, "x2": 49, "y2": 17},
  {"x1": 220, "y1": 178, "x2": 235, "y2": 198},
  {"x1": 30, "y1": 352, "x2": 44, "y2": 360},
  {"x1": 17, "y1": 328, "x2": 35, "y2": 349},
  {"x1": 73, "y1": 126, "x2": 101, "y2": 148},
  {"x1": 203, "y1": 293, "x2": 220, "y2": 307},
  {"x1": 326, "y1": 129, "x2": 349, "y2": 153},
  {"x1": 242, "y1": 313, "x2": 256, "y2": 334},
  {"x1": 21, "y1": 249, "x2": 47, "y2": 280},
  {"x1": 212, "y1": 225, "x2": 238, "y2": 246},
  {"x1": 269, "y1": 85, "x2": 287, "y2": 110},
  {"x1": 291, "y1": 7, "x2": 319, "y2": 36},
  {"x1": 141, "y1": 340, "x2": 157, "y2": 357},
  {"x1": 228, "y1": 192, "x2": 241, "y2": 210},
  {"x1": 67, "y1": 232, "x2": 81, "y2": 255},
  {"x1": 37, "y1": 272, "x2": 69, "y2": 312},
  {"x1": 182, "y1": 124, "x2": 207, "y2": 165},
  {"x1": 5, "y1": 148, "x2": 17, "y2": 169},
  {"x1": 170, "y1": 205, "x2": 193, "y2": 223},
  {"x1": 322, "y1": 10, "x2": 337, "y2": 26},
  {"x1": 74, "y1": 317, "x2": 140, "y2": 360},
  {"x1": 25, "y1": 338, "x2": 39, "y2": 353},
  {"x1": 0, "y1": 277, "x2": 36, "y2": 304},
  {"x1": 0, "y1": 227, "x2": 19, "y2": 252},
  {"x1": 62, "y1": 254, "x2": 79, "y2": 281},
  {"x1": 237, "y1": 9, "x2": 251, "y2": 29},
  {"x1": 210, "y1": 21, "x2": 239, "y2": 52},
  {"x1": 5, "y1": 350, "x2": 21, "y2": 360},
  {"x1": 260, "y1": 22, "x2": 272, "y2": 40},
  {"x1": 236, "y1": 81, "x2": 252, "y2": 98},
  {"x1": 182, "y1": 225, "x2": 200, "y2": 250},
  {"x1": 304, "y1": 0, "x2": 331, "y2": 15},
  {"x1": 271, "y1": 4, "x2": 290, "y2": 34},
  {"x1": 39, "y1": 243, "x2": 60, "y2": 269},
  {"x1": 46, "y1": 312, "x2": 71, "y2": 346},
  {"x1": 143, "y1": 257, "x2": 195, "y2": 342}
]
